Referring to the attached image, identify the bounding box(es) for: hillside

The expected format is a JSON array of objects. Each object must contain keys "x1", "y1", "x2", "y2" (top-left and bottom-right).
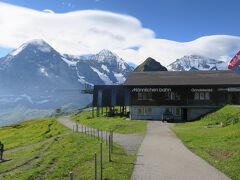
[
  {"x1": 71, "y1": 110, "x2": 147, "y2": 134},
  {"x1": 173, "y1": 105, "x2": 240, "y2": 180},
  {"x1": 134, "y1": 57, "x2": 168, "y2": 72},
  {"x1": 0, "y1": 117, "x2": 136, "y2": 179}
]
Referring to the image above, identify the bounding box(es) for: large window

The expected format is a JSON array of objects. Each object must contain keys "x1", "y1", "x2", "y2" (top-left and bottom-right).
[
  {"x1": 137, "y1": 107, "x2": 144, "y2": 115},
  {"x1": 138, "y1": 92, "x2": 152, "y2": 100},
  {"x1": 137, "y1": 107, "x2": 152, "y2": 115},
  {"x1": 194, "y1": 92, "x2": 210, "y2": 100},
  {"x1": 175, "y1": 108, "x2": 182, "y2": 116},
  {"x1": 144, "y1": 107, "x2": 152, "y2": 115},
  {"x1": 165, "y1": 107, "x2": 181, "y2": 116}
]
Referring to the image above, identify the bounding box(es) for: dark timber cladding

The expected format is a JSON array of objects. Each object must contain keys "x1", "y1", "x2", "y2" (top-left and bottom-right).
[
  {"x1": 92, "y1": 70, "x2": 240, "y2": 121},
  {"x1": 92, "y1": 85, "x2": 129, "y2": 117}
]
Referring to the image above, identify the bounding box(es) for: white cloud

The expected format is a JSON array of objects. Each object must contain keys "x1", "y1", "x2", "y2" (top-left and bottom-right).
[
  {"x1": 0, "y1": 2, "x2": 240, "y2": 66},
  {"x1": 43, "y1": 9, "x2": 55, "y2": 14},
  {"x1": 131, "y1": 35, "x2": 240, "y2": 65}
]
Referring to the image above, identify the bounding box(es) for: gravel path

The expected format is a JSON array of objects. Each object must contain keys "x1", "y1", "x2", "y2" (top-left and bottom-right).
[
  {"x1": 131, "y1": 121, "x2": 230, "y2": 180},
  {"x1": 57, "y1": 116, "x2": 144, "y2": 154}
]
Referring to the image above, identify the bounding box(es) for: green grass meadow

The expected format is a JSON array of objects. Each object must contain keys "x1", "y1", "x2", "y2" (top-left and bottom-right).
[
  {"x1": 71, "y1": 110, "x2": 147, "y2": 134},
  {"x1": 0, "y1": 118, "x2": 69, "y2": 150},
  {"x1": 173, "y1": 105, "x2": 240, "y2": 180},
  {"x1": 0, "y1": 118, "x2": 136, "y2": 179}
]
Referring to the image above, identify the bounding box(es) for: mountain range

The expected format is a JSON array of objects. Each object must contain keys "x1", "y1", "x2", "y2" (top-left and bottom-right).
[
  {"x1": 0, "y1": 40, "x2": 132, "y2": 111},
  {"x1": 0, "y1": 39, "x2": 228, "y2": 125},
  {"x1": 167, "y1": 55, "x2": 227, "y2": 71}
]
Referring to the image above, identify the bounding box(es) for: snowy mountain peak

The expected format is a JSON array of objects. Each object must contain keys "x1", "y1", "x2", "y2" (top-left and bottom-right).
[
  {"x1": 25, "y1": 39, "x2": 49, "y2": 46},
  {"x1": 97, "y1": 49, "x2": 116, "y2": 57},
  {"x1": 10, "y1": 39, "x2": 52, "y2": 57},
  {"x1": 167, "y1": 55, "x2": 227, "y2": 71},
  {"x1": 94, "y1": 49, "x2": 122, "y2": 63},
  {"x1": 60, "y1": 49, "x2": 133, "y2": 85}
]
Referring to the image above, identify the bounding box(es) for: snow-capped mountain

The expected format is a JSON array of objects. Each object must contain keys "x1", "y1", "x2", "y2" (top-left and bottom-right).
[
  {"x1": 0, "y1": 40, "x2": 132, "y2": 110},
  {"x1": 167, "y1": 55, "x2": 227, "y2": 71},
  {"x1": 62, "y1": 49, "x2": 133, "y2": 85},
  {"x1": 83, "y1": 49, "x2": 132, "y2": 84}
]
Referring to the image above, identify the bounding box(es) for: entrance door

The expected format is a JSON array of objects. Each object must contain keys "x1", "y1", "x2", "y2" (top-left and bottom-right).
[
  {"x1": 182, "y1": 108, "x2": 188, "y2": 121},
  {"x1": 231, "y1": 93, "x2": 240, "y2": 105}
]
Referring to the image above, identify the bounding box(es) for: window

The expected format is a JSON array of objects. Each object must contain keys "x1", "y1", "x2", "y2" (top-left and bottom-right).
[
  {"x1": 137, "y1": 107, "x2": 144, "y2": 115},
  {"x1": 166, "y1": 92, "x2": 180, "y2": 100},
  {"x1": 194, "y1": 92, "x2": 200, "y2": 100},
  {"x1": 138, "y1": 92, "x2": 152, "y2": 100},
  {"x1": 136, "y1": 107, "x2": 152, "y2": 116},
  {"x1": 199, "y1": 92, "x2": 205, "y2": 100},
  {"x1": 194, "y1": 92, "x2": 210, "y2": 100},
  {"x1": 175, "y1": 108, "x2": 181, "y2": 116},
  {"x1": 144, "y1": 107, "x2": 152, "y2": 115},
  {"x1": 205, "y1": 92, "x2": 210, "y2": 100},
  {"x1": 165, "y1": 107, "x2": 171, "y2": 113}
]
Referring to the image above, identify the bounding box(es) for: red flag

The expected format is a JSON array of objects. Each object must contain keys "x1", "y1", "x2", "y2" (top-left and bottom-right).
[{"x1": 228, "y1": 51, "x2": 240, "y2": 69}]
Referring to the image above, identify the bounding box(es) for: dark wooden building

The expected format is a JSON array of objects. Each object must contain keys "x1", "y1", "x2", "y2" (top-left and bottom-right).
[{"x1": 93, "y1": 70, "x2": 240, "y2": 121}]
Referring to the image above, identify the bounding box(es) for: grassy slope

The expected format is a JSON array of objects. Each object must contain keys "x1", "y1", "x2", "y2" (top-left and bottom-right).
[
  {"x1": 0, "y1": 118, "x2": 69, "y2": 150},
  {"x1": 172, "y1": 105, "x2": 240, "y2": 180},
  {"x1": 71, "y1": 111, "x2": 147, "y2": 134},
  {"x1": 0, "y1": 118, "x2": 136, "y2": 179}
]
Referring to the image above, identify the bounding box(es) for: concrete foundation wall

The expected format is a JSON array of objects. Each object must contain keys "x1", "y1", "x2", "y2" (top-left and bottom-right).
[
  {"x1": 130, "y1": 106, "x2": 164, "y2": 120},
  {"x1": 187, "y1": 107, "x2": 215, "y2": 121},
  {"x1": 130, "y1": 106, "x2": 182, "y2": 121},
  {"x1": 130, "y1": 106, "x2": 217, "y2": 121}
]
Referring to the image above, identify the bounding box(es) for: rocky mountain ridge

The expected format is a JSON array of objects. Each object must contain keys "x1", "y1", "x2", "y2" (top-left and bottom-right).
[{"x1": 0, "y1": 40, "x2": 132, "y2": 110}]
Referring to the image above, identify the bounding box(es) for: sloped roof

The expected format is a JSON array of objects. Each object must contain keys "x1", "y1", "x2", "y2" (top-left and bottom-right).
[{"x1": 124, "y1": 70, "x2": 240, "y2": 86}]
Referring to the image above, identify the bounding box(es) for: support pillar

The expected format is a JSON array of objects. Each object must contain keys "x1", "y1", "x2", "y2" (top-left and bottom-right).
[
  {"x1": 97, "y1": 107, "x2": 100, "y2": 117},
  {"x1": 92, "y1": 106, "x2": 94, "y2": 118}
]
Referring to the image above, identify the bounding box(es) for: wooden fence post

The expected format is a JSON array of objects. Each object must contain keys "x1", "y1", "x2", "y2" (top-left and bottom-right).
[
  {"x1": 108, "y1": 135, "x2": 111, "y2": 162},
  {"x1": 111, "y1": 131, "x2": 113, "y2": 152},
  {"x1": 100, "y1": 142, "x2": 103, "y2": 180},
  {"x1": 69, "y1": 172, "x2": 74, "y2": 180},
  {"x1": 105, "y1": 132, "x2": 108, "y2": 146},
  {"x1": 94, "y1": 153, "x2": 97, "y2": 180},
  {"x1": 76, "y1": 123, "x2": 78, "y2": 132}
]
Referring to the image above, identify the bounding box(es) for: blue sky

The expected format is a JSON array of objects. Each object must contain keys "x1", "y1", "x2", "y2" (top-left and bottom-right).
[
  {"x1": 0, "y1": 0, "x2": 240, "y2": 64},
  {"x1": 1, "y1": 0, "x2": 239, "y2": 41}
]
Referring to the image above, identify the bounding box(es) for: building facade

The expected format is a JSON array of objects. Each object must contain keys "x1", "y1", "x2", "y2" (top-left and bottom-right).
[{"x1": 92, "y1": 71, "x2": 240, "y2": 121}]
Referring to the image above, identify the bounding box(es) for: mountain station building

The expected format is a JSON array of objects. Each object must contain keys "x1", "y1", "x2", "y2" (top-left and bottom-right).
[{"x1": 92, "y1": 70, "x2": 240, "y2": 121}]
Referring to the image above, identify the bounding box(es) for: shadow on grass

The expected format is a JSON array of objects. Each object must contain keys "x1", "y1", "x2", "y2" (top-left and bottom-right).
[
  {"x1": 0, "y1": 159, "x2": 12, "y2": 163},
  {"x1": 110, "y1": 159, "x2": 134, "y2": 165}
]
